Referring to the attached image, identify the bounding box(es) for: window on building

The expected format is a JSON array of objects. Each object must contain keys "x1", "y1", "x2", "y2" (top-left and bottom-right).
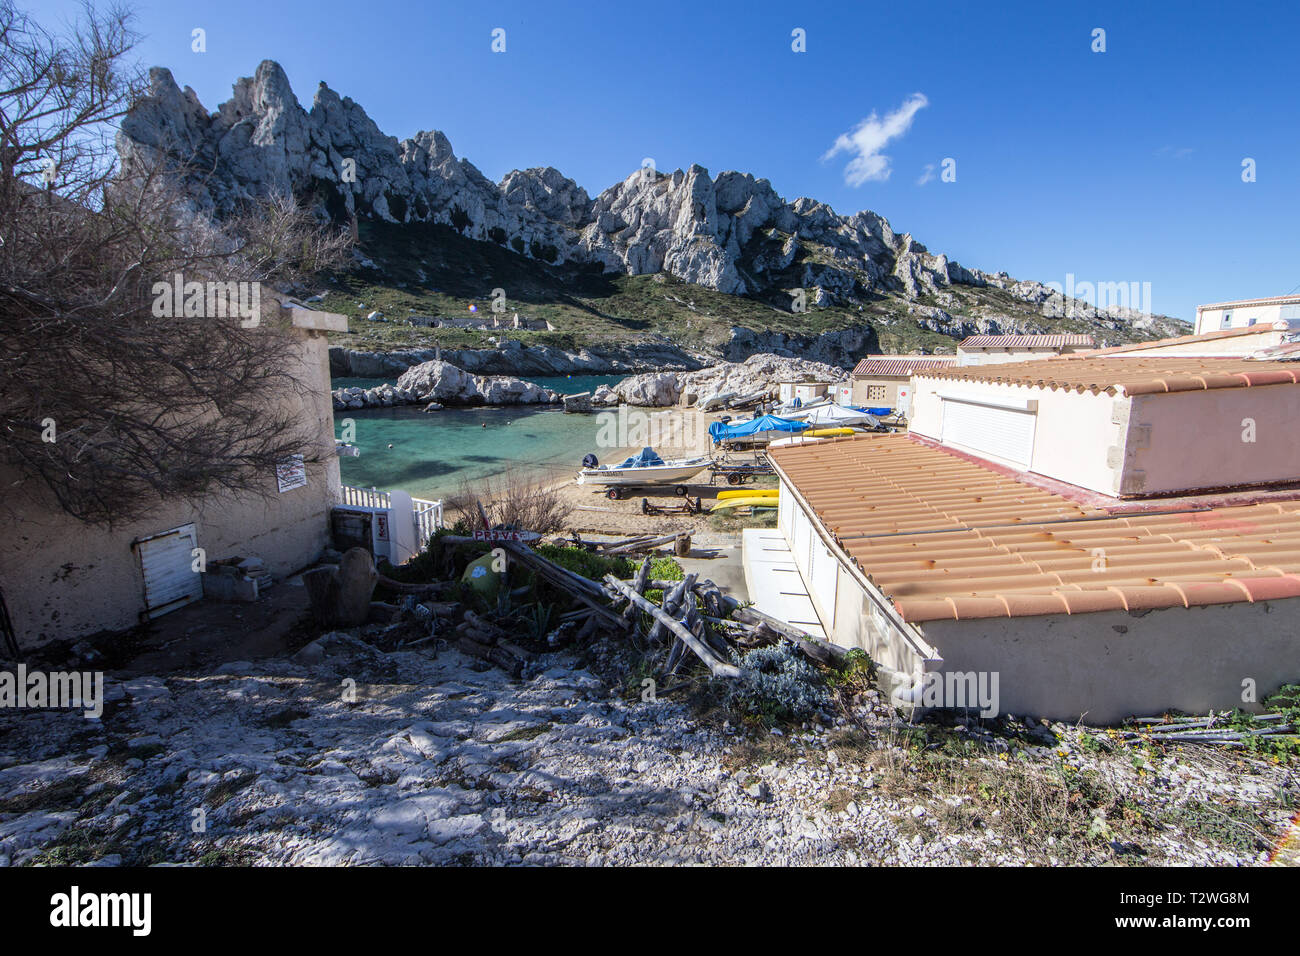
[
  {"x1": 1281, "y1": 305, "x2": 1300, "y2": 329},
  {"x1": 867, "y1": 385, "x2": 887, "y2": 401},
  {"x1": 1248, "y1": 317, "x2": 1258, "y2": 326},
  {"x1": 1220, "y1": 311, "x2": 1233, "y2": 330}
]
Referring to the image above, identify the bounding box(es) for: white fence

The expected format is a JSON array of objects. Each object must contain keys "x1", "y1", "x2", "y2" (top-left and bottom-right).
[
  {"x1": 412, "y1": 497, "x2": 443, "y2": 546},
  {"x1": 341, "y1": 485, "x2": 391, "y2": 509},
  {"x1": 338, "y1": 485, "x2": 443, "y2": 554}
]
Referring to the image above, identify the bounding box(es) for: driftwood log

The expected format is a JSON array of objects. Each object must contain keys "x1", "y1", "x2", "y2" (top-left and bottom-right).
[
  {"x1": 500, "y1": 540, "x2": 628, "y2": 632},
  {"x1": 601, "y1": 533, "x2": 672, "y2": 555},
  {"x1": 732, "y1": 606, "x2": 849, "y2": 668},
  {"x1": 623, "y1": 555, "x2": 653, "y2": 634},
  {"x1": 647, "y1": 573, "x2": 696, "y2": 644},
  {"x1": 604, "y1": 574, "x2": 744, "y2": 679}
]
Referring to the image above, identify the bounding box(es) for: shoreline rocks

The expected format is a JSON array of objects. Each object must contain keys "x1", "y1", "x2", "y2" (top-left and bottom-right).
[
  {"x1": 607, "y1": 354, "x2": 847, "y2": 408},
  {"x1": 331, "y1": 360, "x2": 560, "y2": 410},
  {"x1": 329, "y1": 339, "x2": 706, "y2": 379}
]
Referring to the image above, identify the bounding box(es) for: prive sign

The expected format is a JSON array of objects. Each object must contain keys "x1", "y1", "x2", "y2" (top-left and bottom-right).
[{"x1": 472, "y1": 529, "x2": 541, "y2": 542}]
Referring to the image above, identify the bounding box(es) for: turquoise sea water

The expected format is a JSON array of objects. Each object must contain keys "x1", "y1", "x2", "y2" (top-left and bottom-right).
[
  {"x1": 332, "y1": 374, "x2": 626, "y2": 500},
  {"x1": 336, "y1": 404, "x2": 606, "y2": 500}
]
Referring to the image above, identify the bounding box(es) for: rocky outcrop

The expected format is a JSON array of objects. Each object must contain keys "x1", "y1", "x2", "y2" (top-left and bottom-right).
[
  {"x1": 332, "y1": 361, "x2": 557, "y2": 409},
  {"x1": 722, "y1": 326, "x2": 881, "y2": 366},
  {"x1": 331, "y1": 381, "x2": 422, "y2": 410},
  {"x1": 609, "y1": 354, "x2": 847, "y2": 408},
  {"x1": 615, "y1": 372, "x2": 682, "y2": 407},
  {"x1": 328, "y1": 339, "x2": 706, "y2": 379},
  {"x1": 117, "y1": 60, "x2": 1179, "y2": 330}
]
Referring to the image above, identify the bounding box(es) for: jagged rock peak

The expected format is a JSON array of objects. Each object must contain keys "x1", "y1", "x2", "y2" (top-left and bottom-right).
[{"x1": 116, "y1": 60, "x2": 1168, "y2": 325}]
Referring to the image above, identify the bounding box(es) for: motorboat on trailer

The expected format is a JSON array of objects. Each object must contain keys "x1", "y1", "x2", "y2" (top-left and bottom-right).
[{"x1": 576, "y1": 447, "x2": 711, "y2": 497}]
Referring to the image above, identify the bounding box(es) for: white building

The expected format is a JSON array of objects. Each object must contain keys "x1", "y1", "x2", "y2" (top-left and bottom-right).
[
  {"x1": 1194, "y1": 295, "x2": 1300, "y2": 335},
  {"x1": 743, "y1": 351, "x2": 1300, "y2": 723},
  {"x1": 907, "y1": 354, "x2": 1300, "y2": 497}
]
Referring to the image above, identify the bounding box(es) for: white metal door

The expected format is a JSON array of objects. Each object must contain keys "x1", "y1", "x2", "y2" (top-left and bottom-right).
[
  {"x1": 138, "y1": 524, "x2": 203, "y2": 618},
  {"x1": 940, "y1": 398, "x2": 1036, "y2": 467}
]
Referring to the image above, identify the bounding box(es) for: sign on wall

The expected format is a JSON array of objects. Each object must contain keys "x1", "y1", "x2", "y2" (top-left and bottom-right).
[{"x1": 276, "y1": 455, "x2": 307, "y2": 493}]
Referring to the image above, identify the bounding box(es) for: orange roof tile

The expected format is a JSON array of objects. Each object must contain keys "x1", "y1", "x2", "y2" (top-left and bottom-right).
[
  {"x1": 916, "y1": 355, "x2": 1300, "y2": 395},
  {"x1": 959, "y1": 334, "x2": 1095, "y2": 349},
  {"x1": 851, "y1": 355, "x2": 957, "y2": 377},
  {"x1": 768, "y1": 434, "x2": 1300, "y2": 623}
]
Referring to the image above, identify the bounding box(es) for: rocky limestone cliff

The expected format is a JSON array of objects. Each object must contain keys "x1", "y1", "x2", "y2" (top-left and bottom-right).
[
  {"x1": 603, "y1": 355, "x2": 848, "y2": 408},
  {"x1": 328, "y1": 338, "x2": 707, "y2": 379},
  {"x1": 118, "y1": 60, "x2": 1178, "y2": 333},
  {"x1": 331, "y1": 362, "x2": 558, "y2": 409}
]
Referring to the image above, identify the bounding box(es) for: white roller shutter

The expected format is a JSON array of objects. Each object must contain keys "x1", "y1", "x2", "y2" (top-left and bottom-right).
[
  {"x1": 940, "y1": 396, "x2": 1037, "y2": 467},
  {"x1": 138, "y1": 524, "x2": 203, "y2": 618}
]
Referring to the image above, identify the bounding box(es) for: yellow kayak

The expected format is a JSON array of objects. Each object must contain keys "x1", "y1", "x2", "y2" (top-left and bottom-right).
[
  {"x1": 711, "y1": 496, "x2": 779, "y2": 512},
  {"x1": 717, "y1": 487, "x2": 778, "y2": 500},
  {"x1": 806, "y1": 427, "x2": 856, "y2": 437}
]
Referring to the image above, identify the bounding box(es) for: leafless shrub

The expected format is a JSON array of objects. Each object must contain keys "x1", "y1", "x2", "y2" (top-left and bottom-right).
[
  {"x1": 445, "y1": 473, "x2": 572, "y2": 536},
  {"x1": 0, "y1": 1, "x2": 351, "y2": 525}
]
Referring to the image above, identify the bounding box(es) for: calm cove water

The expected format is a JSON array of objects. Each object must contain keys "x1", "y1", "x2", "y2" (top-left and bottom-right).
[{"x1": 333, "y1": 374, "x2": 625, "y2": 500}]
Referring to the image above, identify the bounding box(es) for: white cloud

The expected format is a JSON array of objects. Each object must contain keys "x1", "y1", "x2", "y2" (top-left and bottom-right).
[
  {"x1": 916, "y1": 163, "x2": 936, "y2": 186},
  {"x1": 823, "y1": 93, "x2": 929, "y2": 186}
]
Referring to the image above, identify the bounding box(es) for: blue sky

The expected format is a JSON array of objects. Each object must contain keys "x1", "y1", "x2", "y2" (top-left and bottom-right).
[{"x1": 40, "y1": 0, "x2": 1300, "y2": 321}]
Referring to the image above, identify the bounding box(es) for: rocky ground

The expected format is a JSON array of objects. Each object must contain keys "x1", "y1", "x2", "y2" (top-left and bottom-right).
[{"x1": 1, "y1": 626, "x2": 1294, "y2": 867}]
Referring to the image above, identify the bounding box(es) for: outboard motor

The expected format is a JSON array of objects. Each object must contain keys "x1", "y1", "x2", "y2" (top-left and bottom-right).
[{"x1": 582, "y1": 453, "x2": 599, "y2": 468}]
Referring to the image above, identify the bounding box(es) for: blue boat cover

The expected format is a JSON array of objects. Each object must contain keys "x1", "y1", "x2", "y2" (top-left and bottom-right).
[
  {"x1": 617, "y1": 447, "x2": 666, "y2": 468},
  {"x1": 708, "y1": 414, "x2": 808, "y2": 443}
]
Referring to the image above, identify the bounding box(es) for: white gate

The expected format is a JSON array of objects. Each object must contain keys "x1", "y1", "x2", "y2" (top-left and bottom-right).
[
  {"x1": 137, "y1": 523, "x2": 203, "y2": 619},
  {"x1": 337, "y1": 486, "x2": 442, "y2": 563}
]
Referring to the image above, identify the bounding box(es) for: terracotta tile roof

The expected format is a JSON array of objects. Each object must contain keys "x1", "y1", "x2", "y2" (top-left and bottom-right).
[
  {"x1": 851, "y1": 355, "x2": 957, "y2": 377},
  {"x1": 769, "y1": 434, "x2": 1300, "y2": 623},
  {"x1": 917, "y1": 355, "x2": 1300, "y2": 395},
  {"x1": 1087, "y1": 324, "x2": 1285, "y2": 355},
  {"x1": 958, "y1": 334, "x2": 1095, "y2": 349}
]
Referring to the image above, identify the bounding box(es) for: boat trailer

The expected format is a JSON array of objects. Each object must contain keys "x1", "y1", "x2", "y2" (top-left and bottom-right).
[
  {"x1": 641, "y1": 496, "x2": 705, "y2": 516},
  {"x1": 708, "y1": 455, "x2": 775, "y2": 486}
]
